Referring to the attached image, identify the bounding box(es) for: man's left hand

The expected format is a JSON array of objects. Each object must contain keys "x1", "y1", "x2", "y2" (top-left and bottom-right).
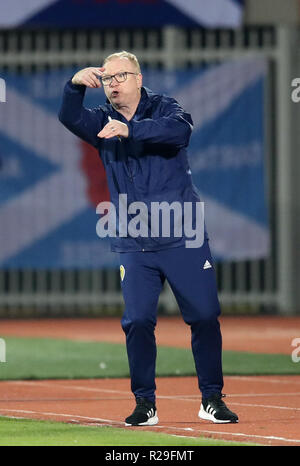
[{"x1": 97, "y1": 120, "x2": 129, "y2": 139}]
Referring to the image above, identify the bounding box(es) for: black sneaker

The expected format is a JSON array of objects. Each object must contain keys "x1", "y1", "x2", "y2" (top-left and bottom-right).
[
  {"x1": 198, "y1": 393, "x2": 238, "y2": 424},
  {"x1": 125, "y1": 397, "x2": 158, "y2": 426}
]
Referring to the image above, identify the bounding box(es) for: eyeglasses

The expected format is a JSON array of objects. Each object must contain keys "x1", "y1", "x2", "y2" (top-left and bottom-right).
[{"x1": 100, "y1": 71, "x2": 138, "y2": 86}]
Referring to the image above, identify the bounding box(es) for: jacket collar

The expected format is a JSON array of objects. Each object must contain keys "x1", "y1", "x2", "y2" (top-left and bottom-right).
[{"x1": 133, "y1": 86, "x2": 157, "y2": 118}]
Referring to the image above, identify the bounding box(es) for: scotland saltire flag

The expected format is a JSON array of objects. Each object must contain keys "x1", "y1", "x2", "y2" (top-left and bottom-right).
[
  {"x1": 1, "y1": 0, "x2": 244, "y2": 28},
  {"x1": 0, "y1": 58, "x2": 269, "y2": 268}
]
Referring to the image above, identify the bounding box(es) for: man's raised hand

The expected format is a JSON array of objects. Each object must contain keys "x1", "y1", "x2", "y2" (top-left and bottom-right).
[{"x1": 71, "y1": 67, "x2": 105, "y2": 88}]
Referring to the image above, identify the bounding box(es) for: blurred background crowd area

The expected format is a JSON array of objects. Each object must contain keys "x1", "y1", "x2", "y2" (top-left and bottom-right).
[{"x1": 0, "y1": 0, "x2": 300, "y2": 318}]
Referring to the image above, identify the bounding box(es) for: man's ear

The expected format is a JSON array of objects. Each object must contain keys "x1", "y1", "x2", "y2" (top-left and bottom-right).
[{"x1": 137, "y1": 73, "x2": 143, "y2": 89}]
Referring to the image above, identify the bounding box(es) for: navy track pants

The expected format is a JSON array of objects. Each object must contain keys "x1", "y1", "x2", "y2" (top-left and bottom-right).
[{"x1": 119, "y1": 239, "x2": 224, "y2": 402}]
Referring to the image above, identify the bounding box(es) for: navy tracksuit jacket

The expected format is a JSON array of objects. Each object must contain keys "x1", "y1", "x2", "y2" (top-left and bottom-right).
[{"x1": 59, "y1": 81, "x2": 223, "y2": 401}]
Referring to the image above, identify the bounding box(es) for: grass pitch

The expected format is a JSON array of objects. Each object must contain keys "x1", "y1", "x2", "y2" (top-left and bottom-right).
[
  {"x1": 0, "y1": 336, "x2": 298, "y2": 380},
  {"x1": 0, "y1": 417, "x2": 257, "y2": 446}
]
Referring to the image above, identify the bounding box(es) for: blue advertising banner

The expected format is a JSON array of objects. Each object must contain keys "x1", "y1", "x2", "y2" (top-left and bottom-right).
[
  {"x1": 0, "y1": 0, "x2": 244, "y2": 29},
  {"x1": 0, "y1": 58, "x2": 269, "y2": 268}
]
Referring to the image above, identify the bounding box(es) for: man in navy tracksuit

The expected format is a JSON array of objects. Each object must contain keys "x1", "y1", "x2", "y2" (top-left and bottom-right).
[{"x1": 58, "y1": 51, "x2": 238, "y2": 425}]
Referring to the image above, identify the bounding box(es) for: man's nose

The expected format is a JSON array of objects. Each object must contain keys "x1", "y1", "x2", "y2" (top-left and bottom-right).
[{"x1": 109, "y1": 76, "x2": 119, "y2": 87}]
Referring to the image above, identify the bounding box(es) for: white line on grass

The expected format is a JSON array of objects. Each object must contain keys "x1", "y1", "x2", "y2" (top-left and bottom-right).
[
  {"x1": 155, "y1": 425, "x2": 300, "y2": 445},
  {"x1": 0, "y1": 408, "x2": 300, "y2": 445}
]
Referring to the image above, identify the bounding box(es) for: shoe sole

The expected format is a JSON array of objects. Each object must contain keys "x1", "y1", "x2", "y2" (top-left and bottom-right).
[
  {"x1": 125, "y1": 415, "x2": 159, "y2": 427},
  {"x1": 198, "y1": 404, "x2": 238, "y2": 424}
]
